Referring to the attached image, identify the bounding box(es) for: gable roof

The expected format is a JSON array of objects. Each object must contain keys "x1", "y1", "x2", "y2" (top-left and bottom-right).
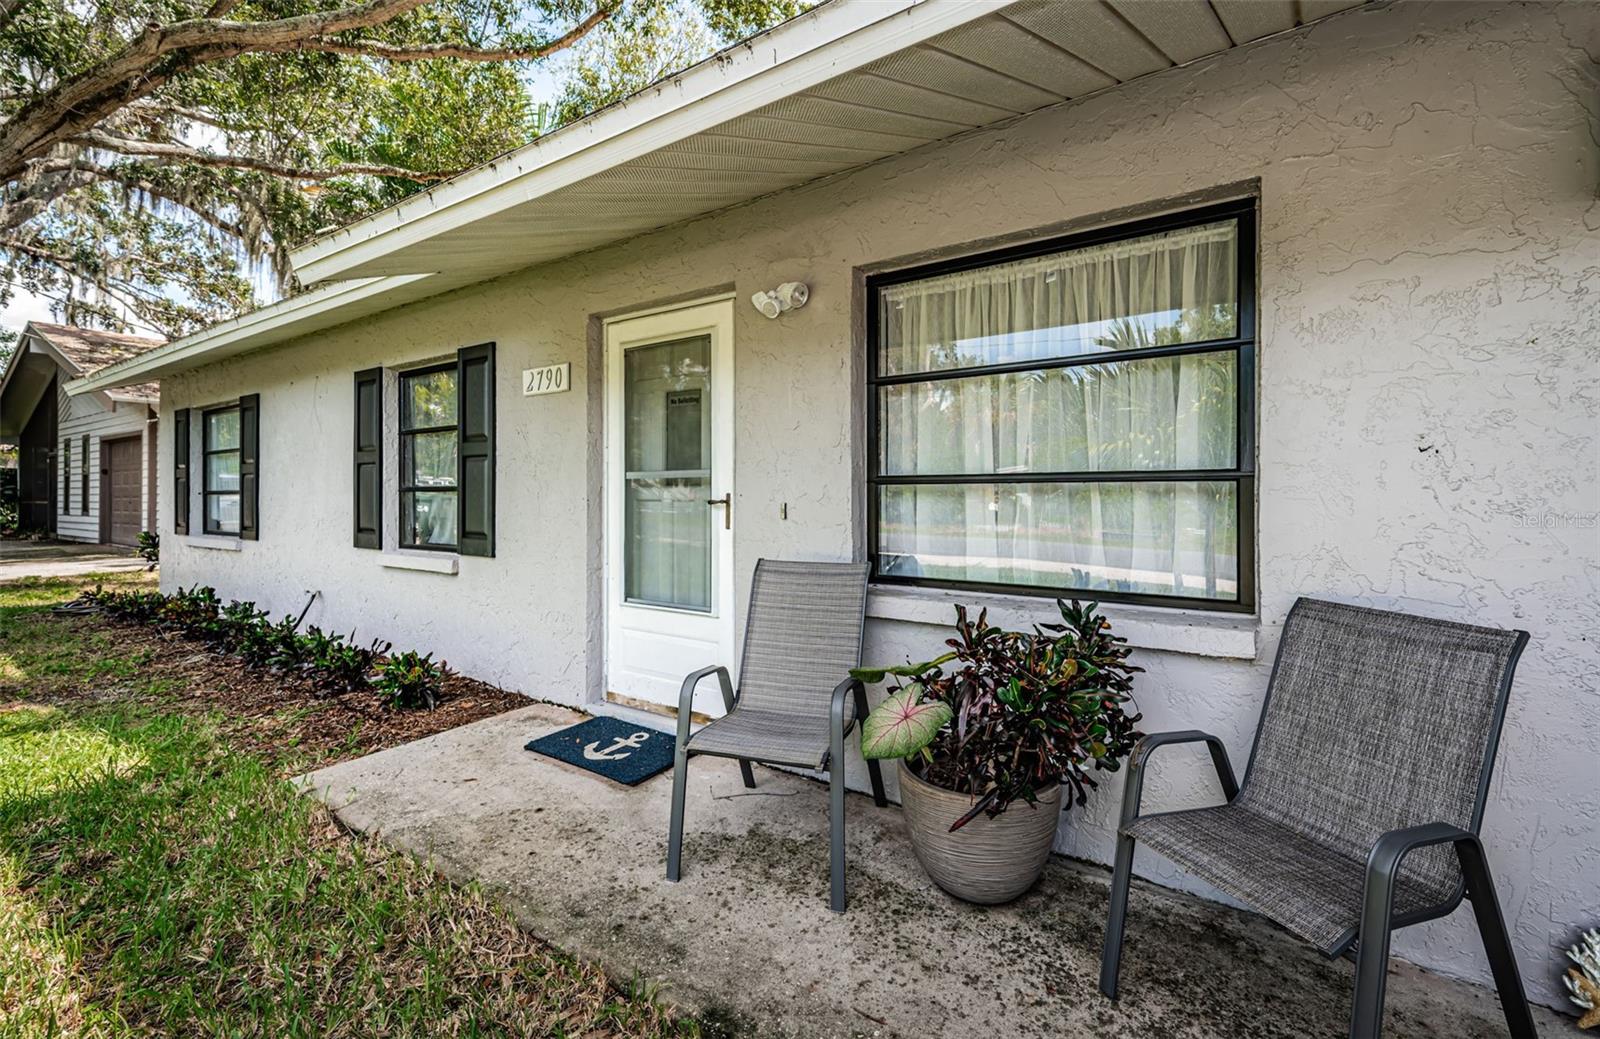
[
  {"x1": 68, "y1": 0, "x2": 1369, "y2": 396},
  {"x1": 27, "y1": 323, "x2": 164, "y2": 402}
]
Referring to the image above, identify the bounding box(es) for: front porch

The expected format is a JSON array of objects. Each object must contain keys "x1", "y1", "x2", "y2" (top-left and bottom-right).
[{"x1": 298, "y1": 704, "x2": 1561, "y2": 1038}]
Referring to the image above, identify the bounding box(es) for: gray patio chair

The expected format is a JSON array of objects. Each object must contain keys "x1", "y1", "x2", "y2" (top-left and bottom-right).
[
  {"x1": 665, "y1": 559, "x2": 886, "y2": 913},
  {"x1": 1099, "y1": 597, "x2": 1535, "y2": 1039}
]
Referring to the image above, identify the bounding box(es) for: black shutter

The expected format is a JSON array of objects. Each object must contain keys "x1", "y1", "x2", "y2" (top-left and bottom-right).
[
  {"x1": 80, "y1": 434, "x2": 89, "y2": 514},
  {"x1": 456, "y1": 343, "x2": 494, "y2": 557},
  {"x1": 238, "y1": 393, "x2": 260, "y2": 541},
  {"x1": 353, "y1": 368, "x2": 382, "y2": 549},
  {"x1": 173, "y1": 409, "x2": 189, "y2": 535}
]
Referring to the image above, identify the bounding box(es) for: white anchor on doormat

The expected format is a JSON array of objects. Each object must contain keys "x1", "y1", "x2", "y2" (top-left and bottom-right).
[{"x1": 583, "y1": 730, "x2": 651, "y2": 762}]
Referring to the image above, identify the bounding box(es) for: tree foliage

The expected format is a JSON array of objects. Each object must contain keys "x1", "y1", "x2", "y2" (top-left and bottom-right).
[{"x1": 0, "y1": 0, "x2": 803, "y2": 337}]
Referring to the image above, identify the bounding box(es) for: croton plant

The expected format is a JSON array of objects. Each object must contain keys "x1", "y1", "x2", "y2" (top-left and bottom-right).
[{"x1": 853, "y1": 599, "x2": 1143, "y2": 832}]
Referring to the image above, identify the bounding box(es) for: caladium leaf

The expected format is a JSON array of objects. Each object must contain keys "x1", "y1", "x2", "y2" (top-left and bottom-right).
[{"x1": 861, "y1": 684, "x2": 952, "y2": 760}]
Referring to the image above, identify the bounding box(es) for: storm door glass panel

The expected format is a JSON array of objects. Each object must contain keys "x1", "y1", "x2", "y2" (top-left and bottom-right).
[
  {"x1": 401, "y1": 367, "x2": 459, "y2": 548},
  {"x1": 203, "y1": 407, "x2": 241, "y2": 535},
  {"x1": 624, "y1": 335, "x2": 711, "y2": 611}
]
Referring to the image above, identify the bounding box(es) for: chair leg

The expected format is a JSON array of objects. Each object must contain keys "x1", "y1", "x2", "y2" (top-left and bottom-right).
[
  {"x1": 829, "y1": 764, "x2": 847, "y2": 913},
  {"x1": 1350, "y1": 860, "x2": 1397, "y2": 1039},
  {"x1": 666, "y1": 749, "x2": 689, "y2": 882},
  {"x1": 1457, "y1": 841, "x2": 1538, "y2": 1038},
  {"x1": 738, "y1": 759, "x2": 756, "y2": 789},
  {"x1": 1098, "y1": 832, "x2": 1136, "y2": 1000},
  {"x1": 866, "y1": 758, "x2": 888, "y2": 808}
]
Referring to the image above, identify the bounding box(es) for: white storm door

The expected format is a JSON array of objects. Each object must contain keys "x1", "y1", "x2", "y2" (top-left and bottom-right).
[{"x1": 605, "y1": 299, "x2": 736, "y2": 716}]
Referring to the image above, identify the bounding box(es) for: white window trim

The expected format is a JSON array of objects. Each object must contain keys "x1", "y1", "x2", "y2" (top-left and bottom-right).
[
  {"x1": 181, "y1": 534, "x2": 243, "y2": 552},
  {"x1": 866, "y1": 584, "x2": 1258, "y2": 660}
]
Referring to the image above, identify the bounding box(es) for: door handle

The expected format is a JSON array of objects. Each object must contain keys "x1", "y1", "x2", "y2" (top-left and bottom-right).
[{"x1": 706, "y1": 493, "x2": 731, "y2": 530}]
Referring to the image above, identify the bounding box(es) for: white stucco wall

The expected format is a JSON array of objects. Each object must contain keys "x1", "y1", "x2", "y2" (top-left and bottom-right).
[{"x1": 158, "y1": 1, "x2": 1598, "y2": 1007}]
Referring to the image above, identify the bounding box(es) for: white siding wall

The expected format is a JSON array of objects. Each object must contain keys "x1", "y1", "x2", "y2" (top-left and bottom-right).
[{"x1": 54, "y1": 384, "x2": 152, "y2": 543}]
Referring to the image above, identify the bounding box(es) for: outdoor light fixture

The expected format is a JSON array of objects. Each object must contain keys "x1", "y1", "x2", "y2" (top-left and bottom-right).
[{"x1": 751, "y1": 281, "x2": 809, "y2": 319}]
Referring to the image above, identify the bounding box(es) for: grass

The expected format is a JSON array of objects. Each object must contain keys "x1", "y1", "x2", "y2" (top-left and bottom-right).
[{"x1": 0, "y1": 573, "x2": 692, "y2": 1038}]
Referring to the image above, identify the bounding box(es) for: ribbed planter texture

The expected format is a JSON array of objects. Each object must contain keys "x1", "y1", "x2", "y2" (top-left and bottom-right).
[{"x1": 897, "y1": 761, "x2": 1062, "y2": 905}]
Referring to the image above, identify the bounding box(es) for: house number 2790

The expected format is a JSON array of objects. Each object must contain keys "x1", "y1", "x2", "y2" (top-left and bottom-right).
[{"x1": 523, "y1": 362, "x2": 571, "y2": 396}]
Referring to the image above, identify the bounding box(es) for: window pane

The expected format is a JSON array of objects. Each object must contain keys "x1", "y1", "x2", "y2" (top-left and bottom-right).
[
  {"x1": 624, "y1": 336, "x2": 710, "y2": 474},
  {"x1": 880, "y1": 351, "x2": 1236, "y2": 475},
  {"x1": 403, "y1": 489, "x2": 458, "y2": 547},
  {"x1": 206, "y1": 492, "x2": 241, "y2": 535},
  {"x1": 879, "y1": 220, "x2": 1237, "y2": 376},
  {"x1": 206, "y1": 408, "x2": 239, "y2": 450},
  {"x1": 876, "y1": 480, "x2": 1238, "y2": 601},
  {"x1": 205, "y1": 451, "x2": 240, "y2": 492},
  {"x1": 404, "y1": 430, "x2": 458, "y2": 486},
  {"x1": 624, "y1": 476, "x2": 711, "y2": 611},
  {"x1": 403, "y1": 369, "x2": 457, "y2": 429}
]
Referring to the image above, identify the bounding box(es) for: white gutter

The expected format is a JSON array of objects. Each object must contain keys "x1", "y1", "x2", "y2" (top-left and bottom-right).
[
  {"x1": 289, "y1": 0, "x2": 1007, "y2": 285},
  {"x1": 64, "y1": 275, "x2": 433, "y2": 394}
]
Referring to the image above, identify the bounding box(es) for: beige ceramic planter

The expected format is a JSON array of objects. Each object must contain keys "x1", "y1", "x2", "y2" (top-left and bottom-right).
[{"x1": 897, "y1": 761, "x2": 1062, "y2": 905}]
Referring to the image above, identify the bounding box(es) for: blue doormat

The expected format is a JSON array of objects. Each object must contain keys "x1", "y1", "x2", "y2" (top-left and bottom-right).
[{"x1": 526, "y1": 716, "x2": 674, "y2": 786}]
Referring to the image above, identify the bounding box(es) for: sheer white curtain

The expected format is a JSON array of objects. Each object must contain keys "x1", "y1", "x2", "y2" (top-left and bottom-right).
[{"x1": 876, "y1": 220, "x2": 1240, "y2": 599}]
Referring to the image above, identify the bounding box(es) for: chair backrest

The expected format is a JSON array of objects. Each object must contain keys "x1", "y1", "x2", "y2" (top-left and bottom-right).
[
  {"x1": 736, "y1": 559, "x2": 871, "y2": 718},
  {"x1": 1237, "y1": 597, "x2": 1528, "y2": 896}
]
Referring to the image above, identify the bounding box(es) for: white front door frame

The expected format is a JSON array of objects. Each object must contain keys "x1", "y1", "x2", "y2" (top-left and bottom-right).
[{"x1": 603, "y1": 297, "x2": 736, "y2": 716}]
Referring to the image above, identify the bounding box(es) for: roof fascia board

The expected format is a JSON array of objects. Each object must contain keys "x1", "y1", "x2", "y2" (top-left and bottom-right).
[
  {"x1": 291, "y1": 0, "x2": 1001, "y2": 284},
  {"x1": 64, "y1": 274, "x2": 432, "y2": 395}
]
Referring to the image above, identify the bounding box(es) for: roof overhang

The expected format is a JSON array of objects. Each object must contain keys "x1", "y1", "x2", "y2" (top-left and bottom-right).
[
  {"x1": 0, "y1": 334, "x2": 59, "y2": 437},
  {"x1": 72, "y1": 0, "x2": 1368, "y2": 392},
  {"x1": 64, "y1": 274, "x2": 434, "y2": 396}
]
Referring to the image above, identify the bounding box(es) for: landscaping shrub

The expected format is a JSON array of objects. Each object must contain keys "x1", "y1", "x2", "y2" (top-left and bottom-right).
[
  {"x1": 84, "y1": 585, "x2": 442, "y2": 709},
  {"x1": 372, "y1": 650, "x2": 450, "y2": 710},
  {"x1": 136, "y1": 530, "x2": 159, "y2": 569},
  {"x1": 302, "y1": 627, "x2": 390, "y2": 693}
]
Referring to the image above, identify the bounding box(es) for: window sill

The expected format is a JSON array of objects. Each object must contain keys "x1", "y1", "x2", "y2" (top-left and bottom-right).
[
  {"x1": 866, "y1": 585, "x2": 1258, "y2": 660},
  {"x1": 380, "y1": 550, "x2": 459, "y2": 576},
  {"x1": 182, "y1": 535, "x2": 242, "y2": 552}
]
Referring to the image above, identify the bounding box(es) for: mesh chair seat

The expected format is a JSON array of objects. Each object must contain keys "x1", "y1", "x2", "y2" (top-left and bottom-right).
[
  {"x1": 1125, "y1": 804, "x2": 1458, "y2": 954},
  {"x1": 687, "y1": 703, "x2": 857, "y2": 769}
]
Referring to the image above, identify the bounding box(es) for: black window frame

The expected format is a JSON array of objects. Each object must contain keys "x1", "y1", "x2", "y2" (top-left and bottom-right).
[
  {"x1": 201, "y1": 403, "x2": 242, "y2": 536},
  {"x1": 865, "y1": 199, "x2": 1257, "y2": 613},
  {"x1": 398, "y1": 361, "x2": 460, "y2": 552}
]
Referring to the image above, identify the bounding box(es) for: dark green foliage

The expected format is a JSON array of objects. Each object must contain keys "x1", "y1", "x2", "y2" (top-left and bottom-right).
[
  {"x1": 300, "y1": 627, "x2": 390, "y2": 693},
  {"x1": 865, "y1": 599, "x2": 1143, "y2": 831},
  {"x1": 372, "y1": 651, "x2": 450, "y2": 711},
  {"x1": 86, "y1": 585, "x2": 437, "y2": 708},
  {"x1": 136, "y1": 530, "x2": 160, "y2": 569}
]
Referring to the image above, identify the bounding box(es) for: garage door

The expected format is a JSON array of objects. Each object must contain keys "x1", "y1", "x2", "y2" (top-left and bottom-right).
[{"x1": 104, "y1": 437, "x2": 143, "y2": 547}]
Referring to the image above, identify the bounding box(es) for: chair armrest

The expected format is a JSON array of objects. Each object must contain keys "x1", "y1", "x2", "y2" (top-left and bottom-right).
[
  {"x1": 1120, "y1": 729, "x2": 1239, "y2": 827},
  {"x1": 675, "y1": 665, "x2": 734, "y2": 751},
  {"x1": 826, "y1": 676, "x2": 865, "y2": 771},
  {"x1": 1364, "y1": 822, "x2": 1476, "y2": 891}
]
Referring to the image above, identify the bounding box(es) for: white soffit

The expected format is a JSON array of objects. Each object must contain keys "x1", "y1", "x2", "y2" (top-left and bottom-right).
[
  {"x1": 63, "y1": 275, "x2": 437, "y2": 394},
  {"x1": 292, "y1": 0, "x2": 1366, "y2": 286}
]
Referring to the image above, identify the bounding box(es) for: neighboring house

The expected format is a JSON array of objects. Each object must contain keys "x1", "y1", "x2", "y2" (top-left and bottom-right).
[
  {"x1": 0, "y1": 322, "x2": 164, "y2": 544},
  {"x1": 67, "y1": 0, "x2": 1598, "y2": 1008}
]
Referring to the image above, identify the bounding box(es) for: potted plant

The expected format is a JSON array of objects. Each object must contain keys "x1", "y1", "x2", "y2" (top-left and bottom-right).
[{"x1": 853, "y1": 599, "x2": 1142, "y2": 904}]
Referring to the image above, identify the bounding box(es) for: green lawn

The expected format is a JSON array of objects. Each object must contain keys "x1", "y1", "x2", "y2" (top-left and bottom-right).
[{"x1": 0, "y1": 573, "x2": 690, "y2": 1038}]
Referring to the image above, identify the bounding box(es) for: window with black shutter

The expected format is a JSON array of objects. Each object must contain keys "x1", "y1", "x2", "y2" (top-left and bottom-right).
[{"x1": 353, "y1": 369, "x2": 382, "y2": 549}]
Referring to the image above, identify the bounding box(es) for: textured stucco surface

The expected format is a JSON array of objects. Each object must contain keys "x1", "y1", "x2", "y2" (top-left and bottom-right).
[{"x1": 161, "y1": 1, "x2": 1599, "y2": 1007}]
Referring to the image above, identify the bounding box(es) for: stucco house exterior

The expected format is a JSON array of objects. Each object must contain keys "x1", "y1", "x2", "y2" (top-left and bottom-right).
[
  {"x1": 1, "y1": 321, "x2": 163, "y2": 544},
  {"x1": 67, "y1": 0, "x2": 1597, "y2": 1011}
]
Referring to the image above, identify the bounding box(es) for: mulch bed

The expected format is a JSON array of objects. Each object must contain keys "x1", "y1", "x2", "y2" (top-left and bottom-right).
[{"x1": 31, "y1": 612, "x2": 532, "y2": 772}]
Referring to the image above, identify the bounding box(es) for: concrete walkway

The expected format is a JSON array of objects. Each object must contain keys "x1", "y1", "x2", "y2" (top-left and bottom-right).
[
  {"x1": 299, "y1": 705, "x2": 1563, "y2": 1039},
  {"x1": 0, "y1": 540, "x2": 148, "y2": 580}
]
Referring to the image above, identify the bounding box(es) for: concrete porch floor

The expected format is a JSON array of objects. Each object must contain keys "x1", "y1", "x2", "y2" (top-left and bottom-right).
[{"x1": 298, "y1": 705, "x2": 1564, "y2": 1039}]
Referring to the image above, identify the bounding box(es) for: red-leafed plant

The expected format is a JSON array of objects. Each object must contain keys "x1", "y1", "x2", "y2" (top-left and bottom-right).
[{"x1": 854, "y1": 599, "x2": 1142, "y2": 831}]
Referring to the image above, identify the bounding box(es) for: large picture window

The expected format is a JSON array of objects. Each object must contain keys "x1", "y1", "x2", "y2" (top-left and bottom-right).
[
  {"x1": 400, "y1": 364, "x2": 459, "y2": 549},
  {"x1": 202, "y1": 405, "x2": 241, "y2": 535},
  {"x1": 867, "y1": 201, "x2": 1255, "y2": 611}
]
